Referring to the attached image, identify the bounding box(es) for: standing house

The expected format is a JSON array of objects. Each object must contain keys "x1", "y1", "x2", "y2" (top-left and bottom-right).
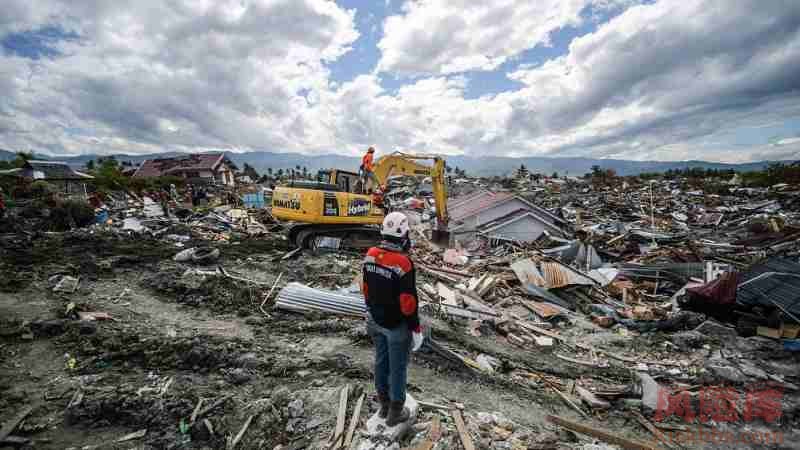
[
  {"x1": 0, "y1": 160, "x2": 94, "y2": 194},
  {"x1": 133, "y1": 153, "x2": 236, "y2": 186},
  {"x1": 448, "y1": 190, "x2": 566, "y2": 244}
]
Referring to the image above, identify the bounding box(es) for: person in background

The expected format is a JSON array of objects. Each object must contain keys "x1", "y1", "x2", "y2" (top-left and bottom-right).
[
  {"x1": 361, "y1": 212, "x2": 424, "y2": 426},
  {"x1": 372, "y1": 184, "x2": 388, "y2": 215}
]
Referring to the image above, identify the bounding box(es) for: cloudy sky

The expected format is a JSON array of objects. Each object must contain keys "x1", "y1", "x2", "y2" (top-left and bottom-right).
[{"x1": 1, "y1": 0, "x2": 799, "y2": 162}]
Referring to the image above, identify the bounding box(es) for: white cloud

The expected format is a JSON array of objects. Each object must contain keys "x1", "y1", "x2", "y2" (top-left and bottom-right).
[
  {"x1": 0, "y1": 0, "x2": 359, "y2": 155},
  {"x1": 1, "y1": 0, "x2": 800, "y2": 163},
  {"x1": 377, "y1": 0, "x2": 594, "y2": 75}
]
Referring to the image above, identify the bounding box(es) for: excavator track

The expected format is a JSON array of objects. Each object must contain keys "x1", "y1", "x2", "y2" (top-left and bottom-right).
[{"x1": 287, "y1": 223, "x2": 382, "y2": 250}]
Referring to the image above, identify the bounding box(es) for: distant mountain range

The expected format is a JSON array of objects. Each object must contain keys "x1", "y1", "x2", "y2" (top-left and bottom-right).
[{"x1": 1, "y1": 148, "x2": 791, "y2": 177}]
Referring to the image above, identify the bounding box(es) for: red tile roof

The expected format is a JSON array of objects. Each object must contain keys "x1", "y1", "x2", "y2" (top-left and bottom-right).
[{"x1": 133, "y1": 153, "x2": 225, "y2": 178}]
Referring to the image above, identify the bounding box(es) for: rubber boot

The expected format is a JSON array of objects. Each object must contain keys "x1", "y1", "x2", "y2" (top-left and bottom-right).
[
  {"x1": 386, "y1": 400, "x2": 409, "y2": 426},
  {"x1": 377, "y1": 392, "x2": 390, "y2": 419}
]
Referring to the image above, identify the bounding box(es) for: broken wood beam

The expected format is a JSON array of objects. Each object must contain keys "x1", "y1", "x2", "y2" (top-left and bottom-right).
[
  {"x1": 575, "y1": 386, "x2": 611, "y2": 410},
  {"x1": 546, "y1": 384, "x2": 588, "y2": 418},
  {"x1": 451, "y1": 410, "x2": 475, "y2": 450},
  {"x1": 412, "y1": 415, "x2": 442, "y2": 450},
  {"x1": 0, "y1": 405, "x2": 36, "y2": 443},
  {"x1": 546, "y1": 415, "x2": 657, "y2": 450},
  {"x1": 417, "y1": 400, "x2": 451, "y2": 411},
  {"x1": 228, "y1": 414, "x2": 254, "y2": 450},
  {"x1": 197, "y1": 395, "x2": 232, "y2": 419},
  {"x1": 629, "y1": 410, "x2": 676, "y2": 450},
  {"x1": 344, "y1": 392, "x2": 365, "y2": 448},
  {"x1": 333, "y1": 384, "x2": 350, "y2": 449}
]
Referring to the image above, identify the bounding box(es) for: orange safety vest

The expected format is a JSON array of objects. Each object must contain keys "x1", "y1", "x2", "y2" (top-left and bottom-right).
[{"x1": 362, "y1": 152, "x2": 374, "y2": 171}]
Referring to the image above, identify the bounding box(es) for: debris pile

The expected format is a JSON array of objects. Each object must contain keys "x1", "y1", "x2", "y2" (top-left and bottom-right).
[{"x1": 1, "y1": 170, "x2": 799, "y2": 449}]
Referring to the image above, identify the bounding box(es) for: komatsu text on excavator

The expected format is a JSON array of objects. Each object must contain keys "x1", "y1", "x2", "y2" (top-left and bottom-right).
[{"x1": 271, "y1": 152, "x2": 449, "y2": 249}]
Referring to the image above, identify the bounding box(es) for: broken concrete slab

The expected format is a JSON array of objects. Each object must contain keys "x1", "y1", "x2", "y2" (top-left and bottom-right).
[
  {"x1": 53, "y1": 275, "x2": 79, "y2": 293},
  {"x1": 638, "y1": 373, "x2": 662, "y2": 414},
  {"x1": 475, "y1": 354, "x2": 500, "y2": 373},
  {"x1": 669, "y1": 330, "x2": 710, "y2": 350},
  {"x1": 693, "y1": 320, "x2": 737, "y2": 339},
  {"x1": 705, "y1": 359, "x2": 747, "y2": 384},
  {"x1": 360, "y1": 393, "x2": 418, "y2": 447}
]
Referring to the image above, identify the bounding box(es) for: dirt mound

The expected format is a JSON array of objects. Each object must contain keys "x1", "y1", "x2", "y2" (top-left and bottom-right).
[
  {"x1": 144, "y1": 267, "x2": 271, "y2": 315},
  {"x1": 57, "y1": 326, "x2": 258, "y2": 373}
]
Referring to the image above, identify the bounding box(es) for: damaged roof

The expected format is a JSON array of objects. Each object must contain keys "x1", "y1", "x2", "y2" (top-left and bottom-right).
[
  {"x1": 133, "y1": 153, "x2": 227, "y2": 178},
  {"x1": 737, "y1": 257, "x2": 800, "y2": 315}
]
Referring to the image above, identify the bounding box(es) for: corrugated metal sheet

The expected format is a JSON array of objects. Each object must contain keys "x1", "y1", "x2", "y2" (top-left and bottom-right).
[
  {"x1": 540, "y1": 261, "x2": 596, "y2": 288},
  {"x1": 737, "y1": 258, "x2": 800, "y2": 315}
]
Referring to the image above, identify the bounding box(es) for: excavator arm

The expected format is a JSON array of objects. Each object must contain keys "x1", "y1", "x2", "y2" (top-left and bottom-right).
[{"x1": 371, "y1": 152, "x2": 449, "y2": 235}]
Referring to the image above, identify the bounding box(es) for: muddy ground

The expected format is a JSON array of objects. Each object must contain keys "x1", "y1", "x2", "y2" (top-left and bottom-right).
[{"x1": 1, "y1": 230, "x2": 796, "y2": 450}]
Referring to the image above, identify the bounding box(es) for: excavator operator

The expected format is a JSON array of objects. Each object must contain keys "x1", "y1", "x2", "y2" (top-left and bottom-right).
[{"x1": 361, "y1": 146, "x2": 380, "y2": 192}]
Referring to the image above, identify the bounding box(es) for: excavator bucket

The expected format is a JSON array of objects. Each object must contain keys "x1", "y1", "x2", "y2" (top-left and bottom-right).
[{"x1": 431, "y1": 229, "x2": 451, "y2": 247}]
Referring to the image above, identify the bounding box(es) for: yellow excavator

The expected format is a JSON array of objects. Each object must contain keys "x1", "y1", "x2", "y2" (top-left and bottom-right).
[{"x1": 271, "y1": 152, "x2": 449, "y2": 249}]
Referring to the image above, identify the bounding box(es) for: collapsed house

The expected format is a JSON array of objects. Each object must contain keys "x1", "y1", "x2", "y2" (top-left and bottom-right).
[
  {"x1": 448, "y1": 190, "x2": 567, "y2": 244},
  {"x1": 0, "y1": 159, "x2": 94, "y2": 194},
  {"x1": 133, "y1": 153, "x2": 236, "y2": 186}
]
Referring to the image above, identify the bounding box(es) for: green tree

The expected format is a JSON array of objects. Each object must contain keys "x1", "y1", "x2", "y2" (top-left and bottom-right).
[
  {"x1": 276, "y1": 168, "x2": 284, "y2": 178},
  {"x1": 267, "y1": 167, "x2": 273, "y2": 176},
  {"x1": 552, "y1": 172, "x2": 559, "y2": 179},
  {"x1": 302, "y1": 166, "x2": 308, "y2": 178},
  {"x1": 86, "y1": 160, "x2": 95, "y2": 171},
  {"x1": 242, "y1": 163, "x2": 259, "y2": 180}
]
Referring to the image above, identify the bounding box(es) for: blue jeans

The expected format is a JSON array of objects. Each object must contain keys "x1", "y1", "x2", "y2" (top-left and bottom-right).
[{"x1": 367, "y1": 316, "x2": 411, "y2": 403}]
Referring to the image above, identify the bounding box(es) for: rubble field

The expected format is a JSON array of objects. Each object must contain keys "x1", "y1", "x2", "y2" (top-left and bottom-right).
[{"x1": 2, "y1": 175, "x2": 800, "y2": 450}]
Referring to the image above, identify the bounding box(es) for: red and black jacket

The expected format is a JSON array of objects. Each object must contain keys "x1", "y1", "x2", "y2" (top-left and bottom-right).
[{"x1": 361, "y1": 245, "x2": 420, "y2": 332}]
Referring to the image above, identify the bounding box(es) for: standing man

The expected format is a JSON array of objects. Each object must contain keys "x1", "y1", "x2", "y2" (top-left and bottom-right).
[
  {"x1": 361, "y1": 146, "x2": 380, "y2": 192},
  {"x1": 362, "y1": 212, "x2": 424, "y2": 426}
]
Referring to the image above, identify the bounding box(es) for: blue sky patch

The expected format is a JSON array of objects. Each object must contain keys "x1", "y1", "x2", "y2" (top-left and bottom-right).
[{"x1": 1, "y1": 25, "x2": 79, "y2": 60}]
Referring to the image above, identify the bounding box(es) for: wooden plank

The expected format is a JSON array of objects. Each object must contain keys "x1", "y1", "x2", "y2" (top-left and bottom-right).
[
  {"x1": 629, "y1": 410, "x2": 675, "y2": 450},
  {"x1": 333, "y1": 384, "x2": 350, "y2": 449},
  {"x1": 547, "y1": 384, "x2": 588, "y2": 418},
  {"x1": 554, "y1": 353, "x2": 608, "y2": 368},
  {"x1": 344, "y1": 392, "x2": 365, "y2": 448},
  {"x1": 546, "y1": 415, "x2": 657, "y2": 450},
  {"x1": 436, "y1": 282, "x2": 458, "y2": 306},
  {"x1": 197, "y1": 395, "x2": 232, "y2": 418},
  {"x1": 519, "y1": 299, "x2": 561, "y2": 319},
  {"x1": 190, "y1": 398, "x2": 204, "y2": 424},
  {"x1": 451, "y1": 410, "x2": 475, "y2": 450},
  {"x1": 0, "y1": 405, "x2": 35, "y2": 443},
  {"x1": 411, "y1": 415, "x2": 441, "y2": 450},
  {"x1": 228, "y1": 415, "x2": 254, "y2": 450},
  {"x1": 417, "y1": 400, "x2": 451, "y2": 411},
  {"x1": 575, "y1": 386, "x2": 611, "y2": 410}
]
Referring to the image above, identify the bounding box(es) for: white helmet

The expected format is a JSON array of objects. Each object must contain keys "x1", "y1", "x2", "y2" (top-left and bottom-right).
[{"x1": 381, "y1": 211, "x2": 410, "y2": 239}]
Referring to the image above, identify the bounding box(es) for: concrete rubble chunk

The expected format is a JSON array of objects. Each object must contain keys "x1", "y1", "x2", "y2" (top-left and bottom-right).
[
  {"x1": 287, "y1": 399, "x2": 304, "y2": 418},
  {"x1": 705, "y1": 359, "x2": 747, "y2": 384},
  {"x1": 637, "y1": 372, "x2": 662, "y2": 414},
  {"x1": 53, "y1": 275, "x2": 79, "y2": 293},
  {"x1": 670, "y1": 330, "x2": 710, "y2": 350},
  {"x1": 475, "y1": 354, "x2": 500, "y2": 373},
  {"x1": 359, "y1": 393, "x2": 418, "y2": 449},
  {"x1": 693, "y1": 320, "x2": 737, "y2": 339}
]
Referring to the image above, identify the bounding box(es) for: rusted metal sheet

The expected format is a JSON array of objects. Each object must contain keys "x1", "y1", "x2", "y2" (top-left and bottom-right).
[{"x1": 541, "y1": 261, "x2": 596, "y2": 288}]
